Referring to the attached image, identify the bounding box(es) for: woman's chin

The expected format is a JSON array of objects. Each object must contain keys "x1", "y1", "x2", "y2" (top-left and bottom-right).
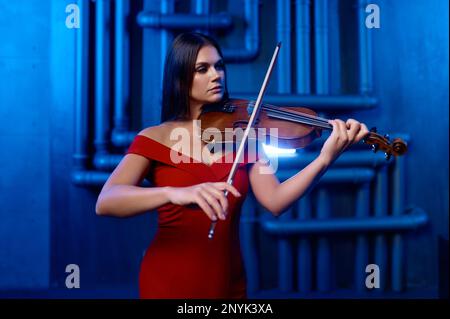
[{"x1": 207, "y1": 95, "x2": 223, "y2": 104}]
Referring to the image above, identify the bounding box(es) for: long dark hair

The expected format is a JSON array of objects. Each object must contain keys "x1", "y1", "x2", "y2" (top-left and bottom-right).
[{"x1": 161, "y1": 32, "x2": 229, "y2": 122}]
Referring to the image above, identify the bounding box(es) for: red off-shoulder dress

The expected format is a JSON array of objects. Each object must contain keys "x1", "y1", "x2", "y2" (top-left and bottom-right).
[{"x1": 126, "y1": 134, "x2": 258, "y2": 299}]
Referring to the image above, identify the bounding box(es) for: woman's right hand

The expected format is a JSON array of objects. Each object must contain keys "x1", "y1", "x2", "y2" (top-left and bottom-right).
[{"x1": 166, "y1": 182, "x2": 241, "y2": 221}]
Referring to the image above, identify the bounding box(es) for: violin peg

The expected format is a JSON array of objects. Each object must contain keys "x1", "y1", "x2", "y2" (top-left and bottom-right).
[
  {"x1": 384, "y1": 133, "x2": 390, "y2": 140},
  {"x1": 385, "y1": 152, "x2": 392, "y2": 160},
  {"x1": 372, "y1": 144, "x2": 379, "y2": 153},
  {"x1": 370, "y1": 127, "x2": 377, "y2": 133}
]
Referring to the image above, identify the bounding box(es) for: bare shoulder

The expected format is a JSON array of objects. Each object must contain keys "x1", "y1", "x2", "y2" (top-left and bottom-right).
[{"x1": 138, "y1": 122, "x2": 177, "y2": 145}]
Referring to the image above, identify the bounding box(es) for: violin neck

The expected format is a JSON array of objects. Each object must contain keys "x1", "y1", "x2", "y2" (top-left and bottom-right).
[{"x1": 261, "y1": 105, "x2": 332, "y2": 130}]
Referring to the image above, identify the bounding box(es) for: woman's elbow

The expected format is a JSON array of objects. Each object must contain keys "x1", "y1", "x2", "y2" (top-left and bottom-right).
[
  {"x1": 95, "y1": 196, "x2": 109, "y2": 216},
  {"x1": 270, "y1": 208, "x2": 282, "y2": 217},
  {"x1": 263, "y1": 204, "x2": 282, "y2": 217}
]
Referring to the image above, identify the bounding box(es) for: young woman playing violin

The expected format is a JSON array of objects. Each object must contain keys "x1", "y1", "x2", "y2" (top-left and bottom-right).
[{"x1": 95, "y1": 32, "x2": 369, "y2": 299}]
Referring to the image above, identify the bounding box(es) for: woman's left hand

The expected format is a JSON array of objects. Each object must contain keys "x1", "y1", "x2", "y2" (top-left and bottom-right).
[{"x1": 319, "y1": 119, "x2": 369, "y2": 166}]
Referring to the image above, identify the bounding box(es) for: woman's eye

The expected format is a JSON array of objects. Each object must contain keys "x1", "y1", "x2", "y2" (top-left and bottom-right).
[{"x1": 196, "y1": 67, "x2": 207, "y2": 73}]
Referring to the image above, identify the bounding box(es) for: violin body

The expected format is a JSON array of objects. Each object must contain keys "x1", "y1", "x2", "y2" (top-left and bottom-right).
[
  {"x1": 199, "y1": 98, "x2": 407, "y2": 159},
  {"x1": 200, "y1": 99, "x2": 322, "y2": 148}
]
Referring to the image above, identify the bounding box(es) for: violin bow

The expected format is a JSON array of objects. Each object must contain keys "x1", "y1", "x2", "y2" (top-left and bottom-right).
[{"x1": 208, "y1": 42, "x2": 282, "y2": 239}]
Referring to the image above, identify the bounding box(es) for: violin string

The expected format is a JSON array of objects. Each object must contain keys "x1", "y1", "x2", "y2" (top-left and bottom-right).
[
  {"x1": 264, "y1": 108, "x2": 333, "y2": 129},
  {"x1": 261, "y1": 103, "x2": 330, "y2": 124},
  {"x1": 229, "y1": 100, "x2": 331, "y2": 125},
  {"x1": 234, "y1": 101, "x2": 332, "y2": 129}
]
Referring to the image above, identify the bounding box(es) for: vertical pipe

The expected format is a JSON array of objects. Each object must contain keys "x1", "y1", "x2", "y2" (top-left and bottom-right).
[
  {"x1": 278, "y1": 207, "x2": 294, "y2": 292},
  {"x1": 355, "y1": 183, "x2": 370, "y2": 292},
  {"x1": 193, "y1": 0, "x2": 210, "y2": 33},
  {"x1": 221, "y1": 0, "x2": 259, "y2": 61},
  {"x1": 241, "y1": 193, "x2": 259, "y2": 294},
  {"x1": 142, "y1": 0, "x2": 163, "y2": 126},
  {"x1": 314, "y1": 0, "x2": 329, "y2": 94},
  {"x1": 316, "y1": 189, "x2": 331, "y2": 292},
  {"x1": 357, "y1": 0, "x2": 373, "y2": 94},
  {"x1": 297, "y1": 196, "x2": 312, "y2": 293},
  {"x1": 95, "y1": 0, "x2": 110, "y2": 153},
  {"x1": 277, "y1": 0, "x2": 292, "y2": 93},
  {"x1": 74, "y1": 0, "x2": 89, "y2": 168},
  {"x1": 114, "y1": 0, "x2": 130, "y2": 132},
  {"x1": 374, "y1": 165, "x2": 388, "y2": 292},
  {"x1": 328, "y1": 0, "x2": 341, "y2": 94},
  {"x1": 245, "y1": 0, "x2": 259, "y2": 55},
  {"x1": 295, "y1": 0, "x2": 311, "y2": 94},
  {"x1": 392, "y1": 157, "x2": 405, "y2": 292},
  {"x1": 160, "y1": 0, "x2": 175, "y2": 85}
]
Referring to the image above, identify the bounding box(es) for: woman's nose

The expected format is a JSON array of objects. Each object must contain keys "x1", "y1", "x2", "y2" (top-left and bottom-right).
[{"x1": 210, "y1": 67, "x2": 222, "y2": 80}]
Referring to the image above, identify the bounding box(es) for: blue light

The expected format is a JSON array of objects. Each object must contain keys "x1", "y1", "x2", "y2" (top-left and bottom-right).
[{"x1": 262, "y1": 143, "x2": 297, "y2": 157}]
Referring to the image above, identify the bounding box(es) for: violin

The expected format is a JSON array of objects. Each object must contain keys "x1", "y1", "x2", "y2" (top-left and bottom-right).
[
  {"x1": 199, "y1": 98, "x2": 407, "y2": 160},
  {"x1": 206, "y1": 43, "x2": 406, "y2": 240}
]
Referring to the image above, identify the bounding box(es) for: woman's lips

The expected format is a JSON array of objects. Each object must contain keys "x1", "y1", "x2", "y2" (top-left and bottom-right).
[{"x1": 209, "y1": 86, "x2": 222, "y2": 93}]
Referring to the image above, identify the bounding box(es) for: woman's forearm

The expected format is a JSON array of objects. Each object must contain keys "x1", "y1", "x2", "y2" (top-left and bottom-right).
[
  {"x1": 95, "y1": 185, "x2": 171, "y2": 217},
  {"x1": 270, "y1": 155, "x2": 330, "y2": 216}
]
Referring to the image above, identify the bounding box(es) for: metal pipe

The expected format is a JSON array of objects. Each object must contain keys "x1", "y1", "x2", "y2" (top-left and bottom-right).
[
  {"x1": 72, "y1": 170, "x2": 151, "y2": 187},
  {"x1": 277, "y1": 168, "x2": 375, "y2": 184},
  {"x1": 222, "y1": 0, "x2": 260, "y2": 62},
  {"x1": 233, "y1": 93, "x2": 377, "y2": 110},
  {"x1": 295, "y1": 0, "x2": 311, "y2": 94},
  {"x1": 194, "y1": 0, "x2": 210, "y2": 15},
  {"x1": 261, "y1": 208, "x2": 428, "y2": 235},
  {"x1": 357, "y1": 0, "x2": 373, "y2": 94},
  {"x1": 93, "y1": 145, "x2": 397, "y2": 171},
  {"x1": 316, "y1": 189, "x2": 331, "y2": 291},
  {"x1": 392, "y1": 156, "x2": 406, "y2": 292},
  {"x1": 160, "y1": 0, "x2": 175, "y2": 85},
  {"x1": 136, "y1": 12, "x2": 231, "y2": 30},
  {"x1": 277, "y1": 0, "x2": 292, "y2": 93},
  {"x1": 193, "y1": 0, "x2": 210, "y2": 33},
  {"x1": 355, "y1": 183, "x2": 370, "y2": 292},
  {"x1": 328, "y1": 0, "x2": 341, "y2": 93},
  {"x1": 74, "y1": 0, "x2": 89, "y2": 169},
  {"x1": 72, "y1": 170, "x2": 112, "y2": 186},
  {"x1": 94, "y1": 0, "x2": 110, "y2": 154},
  {"x1": 278, "y1": 207, "x2": 294, "y2": 292},
  {"x1": 114, "y1": 0, "x2": 130, "y2": 132},
  {"x1": 141, "y1": 0, "x2": 163, "y2": 126},
  {"x1": 374, "y1": 166, "x2": 388, "y2": 291},
  {"x1": 314, "y1": 0, "x2": 329, "y2": 94},
  {"x1": 297, "y1": 197, "x2": 312, "y2": 292}
]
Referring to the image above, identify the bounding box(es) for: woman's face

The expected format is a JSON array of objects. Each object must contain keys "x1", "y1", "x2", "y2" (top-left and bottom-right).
[{"x1": 190, "y1": 45, "x2": 225, "y2": 107}]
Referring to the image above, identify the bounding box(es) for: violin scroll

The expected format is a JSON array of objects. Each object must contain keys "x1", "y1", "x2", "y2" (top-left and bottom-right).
[{"x1": 362, "y1": 127, "x2": 407, "y2": 160}]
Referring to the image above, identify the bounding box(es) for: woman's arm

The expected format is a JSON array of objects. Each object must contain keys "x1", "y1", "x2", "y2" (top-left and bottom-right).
[
  {"x1": 248, "y1": 119, "x2": 369, "y2": 216},
  {"x1": 95, "y1": 153, "x2": 173, "y2": 217},
  {"x1": 95, "y1": 153, "x2": 241, "y2": 219}
]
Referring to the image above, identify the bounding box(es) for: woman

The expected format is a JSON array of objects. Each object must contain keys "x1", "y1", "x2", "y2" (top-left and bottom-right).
[{"x1": 95, "y1": 32, "x2": 369, "y2": 299}]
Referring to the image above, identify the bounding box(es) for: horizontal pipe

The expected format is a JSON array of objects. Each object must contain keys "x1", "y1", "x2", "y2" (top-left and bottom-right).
[
  {"x1": 74, "y1": 0, "x2": 90, "y2": 168},
  {"x1": 72, "y1": 170, "x2": 112, "y2": 186},
  {"x1": 276, "y1": 168, "x2": 375, "y2": 184},
  {"x1": 111, "y1": 130, "x2": 141, "y2": 148},
  {"x1": 234, "y1": 94, "x2": 378, "y2": 109},
  {"x1": 136, "y1": 12, "x2": 232, "y2": 29},
  {"x1": 261, "y1": 208, "x2": 428, "y2": 236},
  {"x1": 222, "y1": 0, "x2": 259, "y2": 62},
  {"x1": 90, "y1": 148, "x2": 394, "y2": 172},
  {"x1": 72, "y1": 170, "x2": 150, "y2": 187},
  {"x1": 93, "y1": 154, "x2": 124, "y2": 171}
]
